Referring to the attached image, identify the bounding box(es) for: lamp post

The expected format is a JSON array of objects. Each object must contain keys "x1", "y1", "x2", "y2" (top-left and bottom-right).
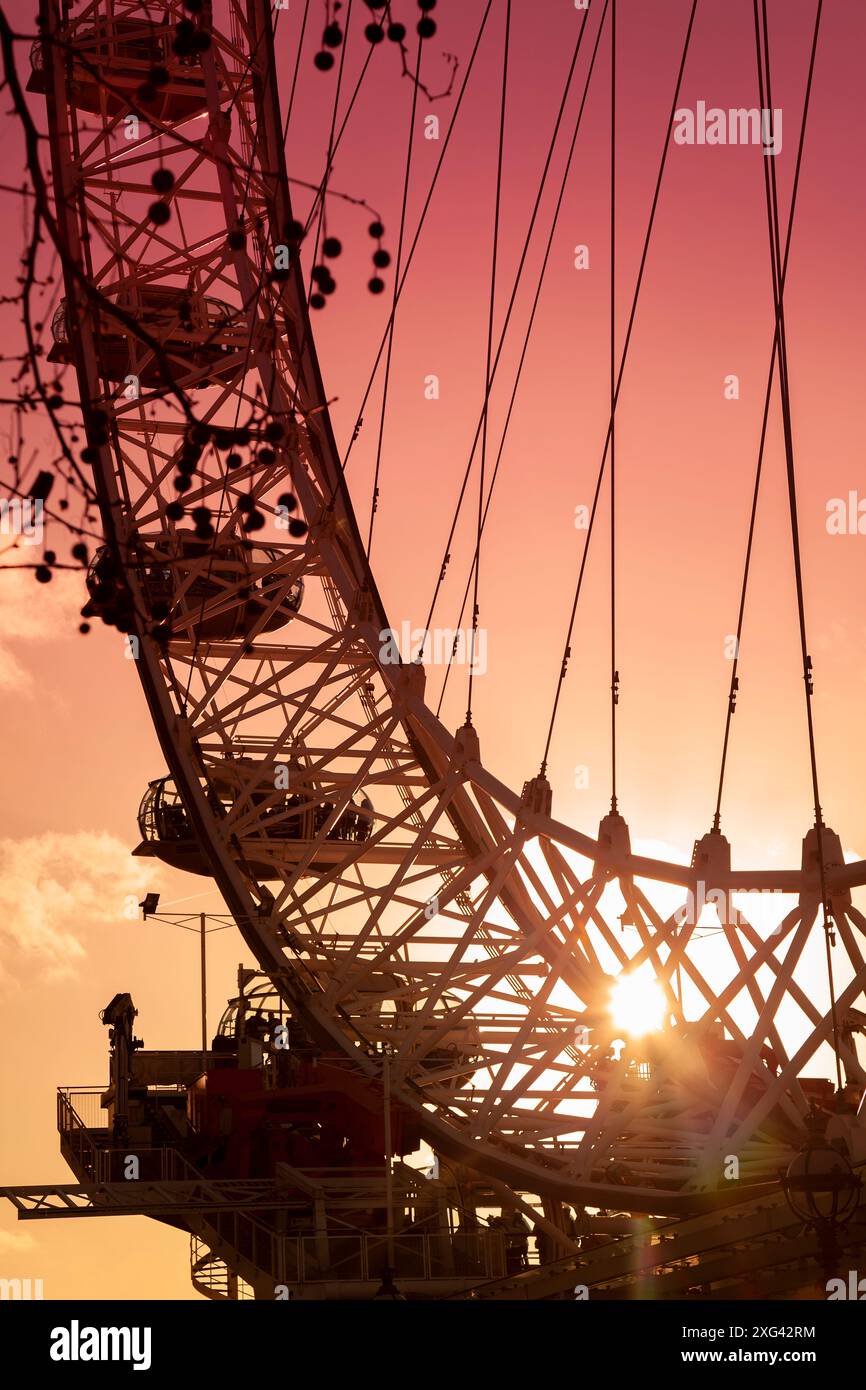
[
  {"x1": 137, "y1": 896, "x2": 233, "y2": 1074},
  {"x1": 780, "y1": 1101, "x2": 861, "y2": 1283}
]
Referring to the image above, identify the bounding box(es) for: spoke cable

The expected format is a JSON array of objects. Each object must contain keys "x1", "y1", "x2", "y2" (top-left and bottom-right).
[
  {"x1": 466, "y1": 0, "x2": 511, "y2": 727},
  {"x1": 433, "y1": 0, "x2": 610, "y2": 719},
  {"x1": 366, "y1": 33, "x2": 424, "y2": 560},
  {"x1": 712, "y1": 0, "x2": 823, "y2": 833},
  {"x1": 753, "y1": 0, "x2": 842, "y2": 1092},
  {"x1": 328, "y1": 0, "x2": 497, "y2": 505},
  {"x1": 539, "y1": 0, "x2": 700, "y2": 776},
  {"x1": 422, "y1": 0, "x2": 603, "y2": 651},
  {"x1": 609, "y1": 0, "x2": 618, "y2": 810}
]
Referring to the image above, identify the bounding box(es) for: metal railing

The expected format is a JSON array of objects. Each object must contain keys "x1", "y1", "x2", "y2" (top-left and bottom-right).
[
  {"x1": 57, "y1": 1087, "x2": 504, "y2": 1289},
  {"x1": 56, "y1": 1089, "x2": 107, "y2": 1182},
  {"x1": 203, "y1": 1206, "x2": 502, "y2": 1288},
  {"x1": 58, "y1": 1087, "x2": 107, "y2": 1132},
  {"x1": 94, "y1": 1148, "x2": 183, "y2": 1183}
]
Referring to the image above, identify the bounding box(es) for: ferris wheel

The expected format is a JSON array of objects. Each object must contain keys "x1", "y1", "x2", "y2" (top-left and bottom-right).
[{"x1": 27, "y1": 0, "x2": 866, "y2": 1222}]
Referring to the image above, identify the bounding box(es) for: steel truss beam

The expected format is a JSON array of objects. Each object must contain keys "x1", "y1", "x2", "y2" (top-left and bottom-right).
[{"x1": 32, "y1": 0, "x2": 866, "y2": 1214}]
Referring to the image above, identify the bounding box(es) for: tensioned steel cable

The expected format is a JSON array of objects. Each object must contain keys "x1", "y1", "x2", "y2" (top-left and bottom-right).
[
  {"x1": 433, "y1": 0, "x2": 610, "y2": 720},
  {"x1": 180, "y1": 0, "x2": 358, "y2": 714},
  {"x1": 218, "y1": 0, "x2": 371, "y2": 440},
  {"x1": 366, "y1": 33, "x2": 423, "y2": 561},
  {"x1": 466, "y1": 0, "x2": 511, "y2": 727},
  {"x1": 237, "y1": 3, "x2": 378, "y2": 432},
  {"x1": 297, "y1": 16, "x2": 380, "y2": 246},
  {"x1": 327, "y1": 0, "x2": 496, "y2": 505},
  {"x1": 753, "y1": 0, "x2": 843, "y2": 1093},
  {"x1": 226, "y1": 2, "x2": 378, "y2": 445},
  {"x1": 233, "y1": 3, "x2": 377, "y2": 479},
  {"x1": 289, "y1": 0, "x2": 357, "y2": 417},
  {"x1": 539, "y1": 0, "x2": 699, "y2": 777},
  {"x1": 210, "y1": 5, "x2": 374, "y2": 484},
  {"x1": 421, "y1": 0, "x2": 601, "y2": 647},
  {"x1": 712, "y1": 0, "x2": 823, "y2": 834},
  {"x1": 608, "y1": 0, "x2": 618, "y2": 812},
  {"x1": 281, "y1": 0, "x2": 311, "y2": 146}
]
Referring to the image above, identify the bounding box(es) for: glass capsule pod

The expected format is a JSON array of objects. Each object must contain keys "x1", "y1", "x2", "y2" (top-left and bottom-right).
[
  {"x1": 134, "y1": 760, "x2": 375, "y2": 879},
  {"x1": 49, "y1": 286, "x2": 245, "y2": 386},
  {"x1": 27, "y1": 17, "x2": 208, "y2": 121},
  {"x1": 85, "y1": 535, "x2": 303, "y2": 642}
]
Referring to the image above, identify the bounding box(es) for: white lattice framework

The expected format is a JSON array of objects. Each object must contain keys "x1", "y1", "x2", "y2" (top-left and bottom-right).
[{"x1": 33, "y1": 0, "x2": 866, "y2": 1215}]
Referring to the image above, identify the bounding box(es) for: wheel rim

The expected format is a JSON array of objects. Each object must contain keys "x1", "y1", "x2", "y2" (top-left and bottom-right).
[{"x1": 35, "y1": 0, "x2": 866, "y2": 1212}]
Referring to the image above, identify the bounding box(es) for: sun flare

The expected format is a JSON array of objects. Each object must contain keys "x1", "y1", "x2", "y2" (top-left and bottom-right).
[{"x1": 610, "y1": 975, "x2": 667, "y2": 1037}]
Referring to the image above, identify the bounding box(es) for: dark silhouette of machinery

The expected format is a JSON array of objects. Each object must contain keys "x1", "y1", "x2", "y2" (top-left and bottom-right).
[{"x1": 22, "y1": 981, "x2": 508, "y2": 1298}]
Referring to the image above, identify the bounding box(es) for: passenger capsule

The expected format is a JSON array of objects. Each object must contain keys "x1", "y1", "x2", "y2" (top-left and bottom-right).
[
  {"x1": 27, "y1": 18, "x2": 208, "y2": 121},
  {"x1": 85, "y1": 536, "x2": 303, "y2": 642},
  {"x1": 49, "y1": 287, "x2": 244, "y2": 386},
  {"x1": 134, "y1": 764, "x2": 374, "y2": 879}
]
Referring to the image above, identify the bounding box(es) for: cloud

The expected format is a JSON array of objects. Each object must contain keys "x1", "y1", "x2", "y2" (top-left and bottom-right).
[
  {"x1": 0, "y1": 552, "x2": 82, "y2": 692},
  {"x1": 0, "y1": 645, "x2": 28, "y2": 689},
  {"x1": 0, "y1": 1229, "x2": 36, "y2": 1254},
  {"x1": 0, "y1": 831, "x2": 157, "y2": 982}
]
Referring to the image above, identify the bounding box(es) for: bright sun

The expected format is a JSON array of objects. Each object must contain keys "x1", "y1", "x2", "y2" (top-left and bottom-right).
[{"x1": 610, "y1": 975, "x2": 667, "y2": 1036}]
